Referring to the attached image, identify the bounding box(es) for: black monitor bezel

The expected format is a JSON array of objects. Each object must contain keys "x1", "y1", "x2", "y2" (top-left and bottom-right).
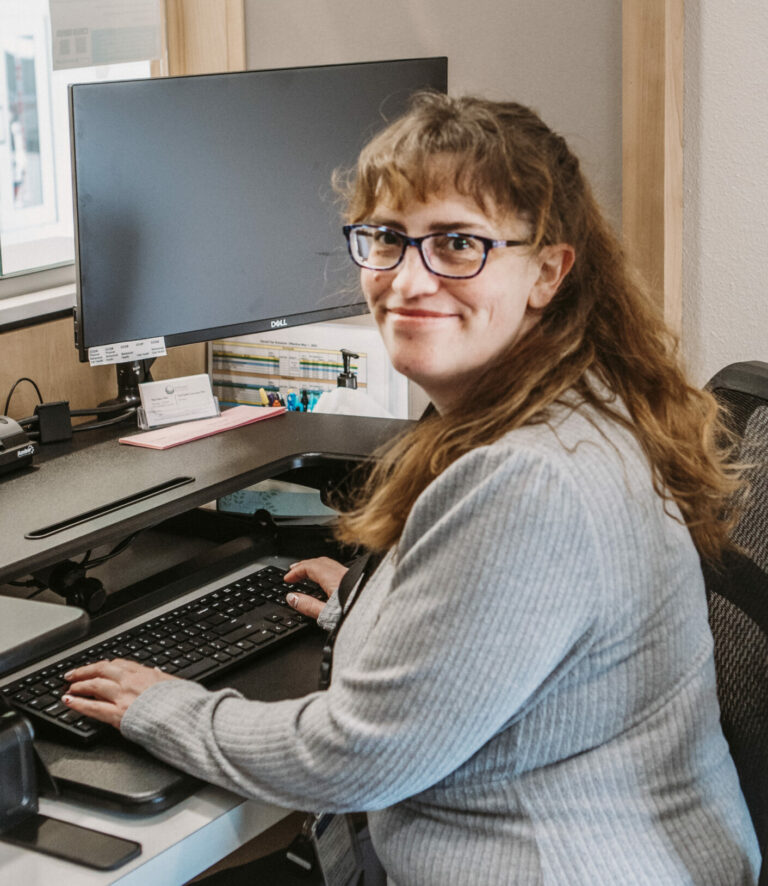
[{"x1": 69, "y1": 57, "x2": 448, "y2": 362}]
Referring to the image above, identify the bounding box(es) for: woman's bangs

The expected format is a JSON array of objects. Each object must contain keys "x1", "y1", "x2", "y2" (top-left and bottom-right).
[{"x1": 357, "y1": 149, "x2": 498, "y2": 217}]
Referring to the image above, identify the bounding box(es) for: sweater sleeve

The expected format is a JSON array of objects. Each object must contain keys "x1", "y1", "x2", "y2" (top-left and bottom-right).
[
  {"x1": 316, "y1": 587, "x2": 342, "y2": 632},
  {"x1": 122, "y1": 443, "x2": 605, "y2": 810}
]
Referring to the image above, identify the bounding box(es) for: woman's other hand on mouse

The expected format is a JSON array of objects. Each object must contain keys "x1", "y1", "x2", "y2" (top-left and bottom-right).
[{"x1": 284, "y1": 556, "x2": 348, "y2": 620}]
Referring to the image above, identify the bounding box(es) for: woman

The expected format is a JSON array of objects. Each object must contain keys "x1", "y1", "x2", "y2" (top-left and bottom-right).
[{"x1": 63, "y1": 94, "x2": 759, "y2": 884}]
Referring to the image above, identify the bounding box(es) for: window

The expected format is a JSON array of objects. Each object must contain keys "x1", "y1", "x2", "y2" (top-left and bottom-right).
[{"x1": 0, "y1": 0, "x2": 151, "y2": 301}]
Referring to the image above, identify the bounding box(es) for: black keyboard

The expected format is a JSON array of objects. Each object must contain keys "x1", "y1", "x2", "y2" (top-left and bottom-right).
[{"x1": 1, "y1": 564, "x2": 324, "y2": 745}]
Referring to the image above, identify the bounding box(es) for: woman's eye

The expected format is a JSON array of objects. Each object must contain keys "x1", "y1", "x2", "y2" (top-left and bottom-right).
[
  {"x1": 373, "y1": 229, "x2": 401, "y2": 246},
  {"x1": 435, "y1": 235, "x2": 481, "y2": 254}
]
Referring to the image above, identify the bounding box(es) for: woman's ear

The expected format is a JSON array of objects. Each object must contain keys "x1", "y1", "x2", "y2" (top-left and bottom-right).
[{"x1": 528, "y1": 244, "x2": 575, "y2": 309}]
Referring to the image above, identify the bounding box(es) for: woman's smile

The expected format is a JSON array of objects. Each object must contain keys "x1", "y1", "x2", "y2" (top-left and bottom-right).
[{"x1": 385, "y1": 307, "x2": 461, "y2": 321}]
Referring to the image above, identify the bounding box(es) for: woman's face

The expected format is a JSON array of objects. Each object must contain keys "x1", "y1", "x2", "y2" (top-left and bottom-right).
[{"x1": 360, "y1": 188, "x2": 573, "y2": 412}]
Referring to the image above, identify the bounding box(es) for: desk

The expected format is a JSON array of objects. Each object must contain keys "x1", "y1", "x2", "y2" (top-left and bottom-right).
[
  {"x1": 0, "y1": 410, "x2": 408, "y2": 883},
  {"x1": 0, "y1": 411, "x2": 408, "y2": 583},
  {"x1": 0, "y1": 787, "x2": 290, "y2": 884}
]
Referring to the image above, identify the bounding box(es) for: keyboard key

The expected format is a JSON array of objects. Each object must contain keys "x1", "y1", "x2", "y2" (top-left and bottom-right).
[
  {"x1": 221, "y1": 623, "x2": 260, "y2": 644},
  {"x1": 176, "y1": 658, "x2": 216, "y2": 680},
  {"x1": 44, "y1": 701, "x2": 68, "y2": 718},
  {"x1": 72, "y1": 718, "x2": 99, "y2": 735},
  {"x1": 214, "y1": 614, "x2": 257, "y2": 636},
  {"x1": 28, "y1": 693, "x2": 57, "y2": 710}
]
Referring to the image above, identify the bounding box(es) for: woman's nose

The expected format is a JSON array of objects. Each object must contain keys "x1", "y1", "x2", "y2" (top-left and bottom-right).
[{"x1": 391, "y1": 245, "x2": 440, "y2": 299}]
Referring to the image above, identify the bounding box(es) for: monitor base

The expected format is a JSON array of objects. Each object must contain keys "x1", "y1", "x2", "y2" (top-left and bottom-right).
[{"x1": 99, "y1": 360, "x2": 155, "y2": 411}]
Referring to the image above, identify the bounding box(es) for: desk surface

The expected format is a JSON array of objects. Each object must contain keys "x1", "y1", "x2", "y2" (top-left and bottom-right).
[
  {"x1": 0, "y1": 410, "x2": 408, "y2": 882},
  {"x1": 0, "y1": 787, "x2": 290, "y2": 885},
  {"x1": 0, "y1": 410, "x2": 408, "y2": 583}
]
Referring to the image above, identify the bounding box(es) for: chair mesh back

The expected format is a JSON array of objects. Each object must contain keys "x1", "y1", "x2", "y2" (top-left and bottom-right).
[
  {"x1": 731, "y1": 407, "x2": 768, "y2": 572},
  {"x1": 705, "y1": 390, "x2": 768, "y2": 855},
  {"x1": 707, "y1": 563, "x2": 768, "y2": 853},
  {"x1": 717, "y1": 388, "x2": 766, "y2": 442}
]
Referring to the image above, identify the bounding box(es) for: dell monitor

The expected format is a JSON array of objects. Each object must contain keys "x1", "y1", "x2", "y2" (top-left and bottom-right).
[{"x1": 68, "y1": 57, "x2": 448, "y2": 403}]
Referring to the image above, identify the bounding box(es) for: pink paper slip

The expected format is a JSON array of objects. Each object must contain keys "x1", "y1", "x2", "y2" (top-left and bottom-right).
[{"x1": 119, "y1": 405, "x2": 287, "y2": 450}]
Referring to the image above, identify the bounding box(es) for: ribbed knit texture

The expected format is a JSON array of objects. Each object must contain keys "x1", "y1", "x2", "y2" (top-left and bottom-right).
[{"x1": 122, "y1": 401, "x2": 759, "y2": 884}]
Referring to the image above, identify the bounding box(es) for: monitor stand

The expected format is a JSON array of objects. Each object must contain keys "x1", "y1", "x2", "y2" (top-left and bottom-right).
[{"x1": 99, "y1": 359, "x2": 155, "y2": 411}]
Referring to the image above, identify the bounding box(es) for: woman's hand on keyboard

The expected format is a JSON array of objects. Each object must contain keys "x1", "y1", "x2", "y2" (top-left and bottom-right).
[
  {"x1": 61, "y1": 659, "x2": 177, "y2": 729},
  {"x1": 284, "y1": 557, "x2": 348, "y2": 621}
]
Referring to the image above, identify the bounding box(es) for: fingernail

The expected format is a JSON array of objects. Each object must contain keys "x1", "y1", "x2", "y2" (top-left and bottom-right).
[
  {"x1": 62, "y1": 695, "x2": 72, "y2": 704},
  {"x1": 64, "y1": 670, "x2": 74, "y2": 680},
  {"x1": 286, "y1": 593, "x2": 297, "y2": 606}
]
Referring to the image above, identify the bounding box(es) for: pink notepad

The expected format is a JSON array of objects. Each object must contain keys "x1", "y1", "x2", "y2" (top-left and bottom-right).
[{"x1": 119, "y1": 405, "x2": 286, "y2": 450}]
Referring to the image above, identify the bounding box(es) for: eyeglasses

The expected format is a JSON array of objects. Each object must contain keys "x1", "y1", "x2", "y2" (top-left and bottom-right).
[{"x1": 343, "y1": 224, "x2": 529, "y2": 280}]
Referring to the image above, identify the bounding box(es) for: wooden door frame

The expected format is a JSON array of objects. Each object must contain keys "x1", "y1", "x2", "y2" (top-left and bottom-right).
[{"x1": 622, "y1": 0, "x2": 684, "y2": 334}]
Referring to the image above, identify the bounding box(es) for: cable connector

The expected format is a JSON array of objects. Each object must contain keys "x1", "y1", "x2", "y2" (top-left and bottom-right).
[{"x1": 34, "y1": 401, "x2": 73, "y2": 444}]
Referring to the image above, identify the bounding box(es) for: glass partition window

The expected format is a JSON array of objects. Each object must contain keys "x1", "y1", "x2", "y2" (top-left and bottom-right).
[{"x1": 0, "y1": 0, "x2": 150, "y2": 281}]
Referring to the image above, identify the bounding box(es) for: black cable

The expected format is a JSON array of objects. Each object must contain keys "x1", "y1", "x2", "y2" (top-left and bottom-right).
[
  {"x1": 6, "y1": 577, "x2": 47, "y2": 596},
  {"x1": 70, "y1": 404, "x2": 138, "y2": 417},
  {"x1": 19, "y1": 406, "x2": 131, "y2": 426},
  {"x1": 72, "y1": 407, "x2": 136, "y2": 432},
  {"x1": 79, "y1": 529, "x2": 143, "y2": 570},
  {"x1": 4, "y1": 377, "x2": 43, "y2": 415},
  {"x1": 18, "y1": 404, "x2": 134, "y2": 434}
]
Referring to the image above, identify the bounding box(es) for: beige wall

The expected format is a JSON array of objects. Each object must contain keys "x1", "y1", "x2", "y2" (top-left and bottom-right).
[
  {"x1": 244, "y1": 0, "x2": 622, "y2": 227},
  {"x1": 682, "y1": 0, "x2": 768, "y2": 385}
]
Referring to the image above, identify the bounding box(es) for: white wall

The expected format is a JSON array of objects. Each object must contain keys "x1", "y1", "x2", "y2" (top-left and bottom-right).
[
  {"x1": 244, "y1": 0, "x2": 622, "y2": 225},
  {"x1": 683, "y1": 1, "x2": 768, "y2": 385}
]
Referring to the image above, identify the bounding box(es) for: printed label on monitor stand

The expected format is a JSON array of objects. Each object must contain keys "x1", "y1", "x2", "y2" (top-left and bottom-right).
[{"x1": 88, "y1": 337, "x2": 167, "y2": 366}]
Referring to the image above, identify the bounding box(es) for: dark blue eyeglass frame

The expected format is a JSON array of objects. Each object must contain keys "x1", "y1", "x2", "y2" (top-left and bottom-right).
[{"x1": 342, "y1": 224, "x2": 530, "y2": 280}]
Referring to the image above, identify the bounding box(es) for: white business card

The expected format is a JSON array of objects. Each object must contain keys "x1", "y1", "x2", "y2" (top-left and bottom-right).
[{"x1": 138, "y1": 374, "x2": 219, "y2": 428}]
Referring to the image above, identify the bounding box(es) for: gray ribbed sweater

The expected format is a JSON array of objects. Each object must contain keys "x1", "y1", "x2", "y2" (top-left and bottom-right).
[{"x1": 123, "y1": 401, "x2": 760, "y2": 884}]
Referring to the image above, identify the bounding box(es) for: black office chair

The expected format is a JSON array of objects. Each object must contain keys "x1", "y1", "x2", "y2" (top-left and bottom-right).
[{"x1": 703, "y1": 360, "x2": 768, "y2": 883}]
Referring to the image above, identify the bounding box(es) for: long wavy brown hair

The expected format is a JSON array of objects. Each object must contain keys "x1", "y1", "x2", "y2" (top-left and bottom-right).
[{"x1": 333, "y1": 93, "x2": 740, "y2": 561}]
